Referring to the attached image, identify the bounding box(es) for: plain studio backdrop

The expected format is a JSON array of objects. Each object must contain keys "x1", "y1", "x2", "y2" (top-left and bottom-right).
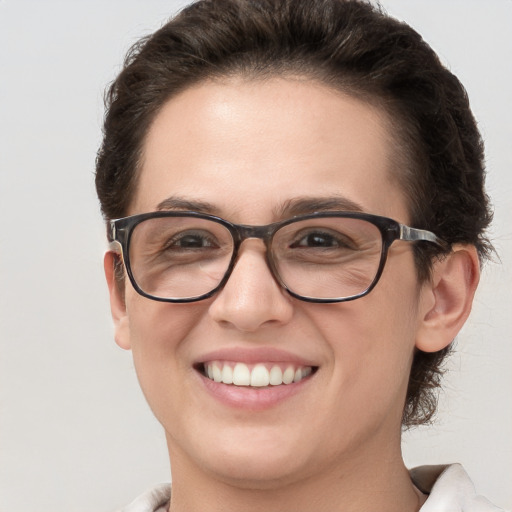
[{"x1": 0, "y1": 1, "x2": 511, "y2": 511}]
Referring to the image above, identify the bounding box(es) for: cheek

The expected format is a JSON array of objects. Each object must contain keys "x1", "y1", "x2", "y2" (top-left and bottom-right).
[
  {"x1": 124, "y1": 295, "x2": 206, "y2": 407},
  {"x1": 316, "y1": 303, "x2": 416, "y2": 384},
  {"x1": 305, "y1": 274, "x2": 421, "y2": 417},
  {"x1": 128, "y1": 301, "x2": 195, "y2": 356}
]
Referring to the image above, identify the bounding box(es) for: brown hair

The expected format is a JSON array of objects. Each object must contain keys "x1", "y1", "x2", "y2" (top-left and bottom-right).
[{"x1": 96, "y1": 0, "x2": 493, "y2": 427}]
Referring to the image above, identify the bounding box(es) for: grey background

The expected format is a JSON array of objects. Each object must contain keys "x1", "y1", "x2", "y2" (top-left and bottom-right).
[{"x1": 0, "y1": 1, "x2": 511, "y2": 510}]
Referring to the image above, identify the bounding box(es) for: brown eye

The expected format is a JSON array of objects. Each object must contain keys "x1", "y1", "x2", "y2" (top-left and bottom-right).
[
  {"x1": 166, "y1": 231, "x2": 218, "y2": 250},
  {"x1": 292, "y1": 232, "x2": 338, "y2": 248},
  {"x1": 289, "y1": 229, "x2": 355, "y2": 250}
]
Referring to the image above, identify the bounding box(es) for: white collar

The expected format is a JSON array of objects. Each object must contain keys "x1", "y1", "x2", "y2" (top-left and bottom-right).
[{"x1": 411, "y1": 464, "x2": 503, "y2": 511}]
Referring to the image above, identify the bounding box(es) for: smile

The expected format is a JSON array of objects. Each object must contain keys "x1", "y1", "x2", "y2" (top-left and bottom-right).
[{"x1": 203, "y1": 361, "x2": 314, "y2": 387}]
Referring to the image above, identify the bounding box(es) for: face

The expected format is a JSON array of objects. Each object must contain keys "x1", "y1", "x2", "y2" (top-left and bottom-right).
[{"x1": 112, "y1": 77, "x2": 429, "y2": 487}]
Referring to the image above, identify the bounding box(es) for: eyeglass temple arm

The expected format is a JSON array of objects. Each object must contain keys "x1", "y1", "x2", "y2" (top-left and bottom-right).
[
  {"x1": 108, "y1": 240, "x2": 123, "y2": 254},
  {"x1": 399, "y1": 224, "x2": 449, "y2": 250},
  {"x1": 107, "y1": 221, "x2": 123, "y2": 254}
]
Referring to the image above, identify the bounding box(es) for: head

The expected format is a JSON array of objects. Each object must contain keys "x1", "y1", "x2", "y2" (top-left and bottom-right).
[{"x1": 96, "y1": 0, "x2": 491, "y2": 480}]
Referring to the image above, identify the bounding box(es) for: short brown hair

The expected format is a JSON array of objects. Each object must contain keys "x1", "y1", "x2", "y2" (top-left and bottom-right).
[{"x1": 96, "y1": 0, "x2": 493, "y2": 427}]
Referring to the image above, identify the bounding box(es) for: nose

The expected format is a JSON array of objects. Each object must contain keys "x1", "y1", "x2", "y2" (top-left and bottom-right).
[{"x1": 208, "y1": 240, "x2": 294, "y2": 332}]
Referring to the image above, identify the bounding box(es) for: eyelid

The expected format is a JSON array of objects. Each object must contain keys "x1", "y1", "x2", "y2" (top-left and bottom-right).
[
  {"x1": 288, "y1": 223, "x2": 362, "y2": 249},
  {"x1": 165, "y1": 229, "x2": 225, "y2": 250}
]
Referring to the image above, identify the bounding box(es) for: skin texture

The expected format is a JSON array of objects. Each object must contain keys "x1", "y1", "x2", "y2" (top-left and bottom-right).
[{"x1": 105, "y1": 78, "x2": 479, "y2": 512}]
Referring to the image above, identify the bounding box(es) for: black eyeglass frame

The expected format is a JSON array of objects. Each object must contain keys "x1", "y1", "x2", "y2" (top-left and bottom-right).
[{"x1": 108, "y1": 211, "x2": 448, "y2": 304}]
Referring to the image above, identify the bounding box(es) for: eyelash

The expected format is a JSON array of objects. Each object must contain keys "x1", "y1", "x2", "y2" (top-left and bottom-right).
[{"x1": 165, "y1": 232, "x2": 218, "y2": 250}]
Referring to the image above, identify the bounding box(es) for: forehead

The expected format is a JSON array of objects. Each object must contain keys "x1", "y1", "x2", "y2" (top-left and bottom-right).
[{"x1": 134, "y1": 77, "x2": 409, "y2": 223}]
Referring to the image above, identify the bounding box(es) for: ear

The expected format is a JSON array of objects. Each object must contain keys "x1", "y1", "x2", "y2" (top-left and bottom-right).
[
  {"x1": 104, "y1": 251, "x2": 132, "y2": 350},
  {"x1": 415, "y1": 245, "x2": 480, "y2": 353}
]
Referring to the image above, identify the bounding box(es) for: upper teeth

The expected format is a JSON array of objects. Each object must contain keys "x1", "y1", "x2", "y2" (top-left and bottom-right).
[{"x1": 204, "y1": 361, "x2": 312, "y2": 387}]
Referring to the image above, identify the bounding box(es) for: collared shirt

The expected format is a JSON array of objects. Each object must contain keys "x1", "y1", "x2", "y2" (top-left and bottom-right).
[{"x1": 412, "y1": 464, "x2": 504, "y2": 512}]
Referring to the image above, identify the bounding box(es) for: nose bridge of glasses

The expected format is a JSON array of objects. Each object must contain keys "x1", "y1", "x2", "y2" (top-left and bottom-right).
[
  {"x1": 226, "y1": 224, "x2": 282, "y2": 293},
  {"x1": 236, "y1": 224, "x2": 275, "y2": 246},
  {"x1": 230, "y1": 224, "x2": 277, "y2": 276}
]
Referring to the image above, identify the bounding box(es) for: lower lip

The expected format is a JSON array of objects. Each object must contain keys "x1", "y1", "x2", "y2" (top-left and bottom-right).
[{"x1": 198, "y1": 371, "x2": 313, "y2": 411}]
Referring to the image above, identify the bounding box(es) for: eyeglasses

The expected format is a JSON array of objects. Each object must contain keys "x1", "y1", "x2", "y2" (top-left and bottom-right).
[{"x1": 108, "y1": 211, "x2": 447, "y2": 303}]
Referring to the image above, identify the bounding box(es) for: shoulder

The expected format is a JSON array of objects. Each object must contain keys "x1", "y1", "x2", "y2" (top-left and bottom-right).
[
  {"x1": 116, "y1": 483, "x2": 171, "y2": 512},
  {"x1": 411, "y1": 464, "x2": 506, "y2": 512}
]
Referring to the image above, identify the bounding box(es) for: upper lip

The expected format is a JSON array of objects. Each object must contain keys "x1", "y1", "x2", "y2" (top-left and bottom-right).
[{"x1": 195, "y1": 347, "x2": 318, "y2": 366}]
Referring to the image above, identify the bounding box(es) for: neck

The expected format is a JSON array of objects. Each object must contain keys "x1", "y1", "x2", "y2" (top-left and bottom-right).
[{"x1": 167, "y1": 435, "x2": 422, "y2": 512}]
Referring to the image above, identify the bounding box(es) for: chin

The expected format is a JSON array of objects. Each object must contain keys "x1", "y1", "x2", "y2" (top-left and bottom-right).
[
  {"x1": 171, "y1": 423, "x2": 319, "y2": 488},
  {"x1": 204, "y1": 452, "x2": 311, "y2": 490}
]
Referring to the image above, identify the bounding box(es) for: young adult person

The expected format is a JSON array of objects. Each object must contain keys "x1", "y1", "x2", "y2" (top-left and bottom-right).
[{"x1": 95, "y1": 1, "x2": 502, "y2": 510}]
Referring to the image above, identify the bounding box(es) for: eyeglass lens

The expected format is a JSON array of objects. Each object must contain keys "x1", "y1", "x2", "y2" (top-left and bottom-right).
[{"x1": 128, "y1": 216, "x2": 384, "y2": 301}]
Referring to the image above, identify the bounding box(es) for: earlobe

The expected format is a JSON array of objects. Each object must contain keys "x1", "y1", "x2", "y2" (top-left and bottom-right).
[
  {"x1": 104, "y1": 251, "x2": 132, "y2": 350},
  {"x1": 415, "y1": 245, "x2": 480, "y2": 353}
]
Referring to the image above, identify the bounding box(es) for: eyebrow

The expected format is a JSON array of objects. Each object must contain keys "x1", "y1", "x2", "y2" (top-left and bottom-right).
[
  {"x1": 156, "y1": 197, "x2": 222, "y2": 216},
  {"x1": 156, "y1": 195, "x2": 365, "y2": 219},
  {"x1": 276, "y1": 196, "x2": 365, "y2": 218}
]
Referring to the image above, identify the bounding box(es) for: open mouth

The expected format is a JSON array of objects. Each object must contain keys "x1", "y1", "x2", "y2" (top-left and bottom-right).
[{"x1": 198, "y1": 361, "x2": 317, "y2": 387}]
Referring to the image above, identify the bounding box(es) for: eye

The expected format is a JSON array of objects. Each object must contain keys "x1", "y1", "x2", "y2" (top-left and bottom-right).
[
  {"x1": 166, "y1": 230, "x2": 219, "y2": 250},
  {"x1": 290, "y1": 230, "x2": 354, "y2": 250}
]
